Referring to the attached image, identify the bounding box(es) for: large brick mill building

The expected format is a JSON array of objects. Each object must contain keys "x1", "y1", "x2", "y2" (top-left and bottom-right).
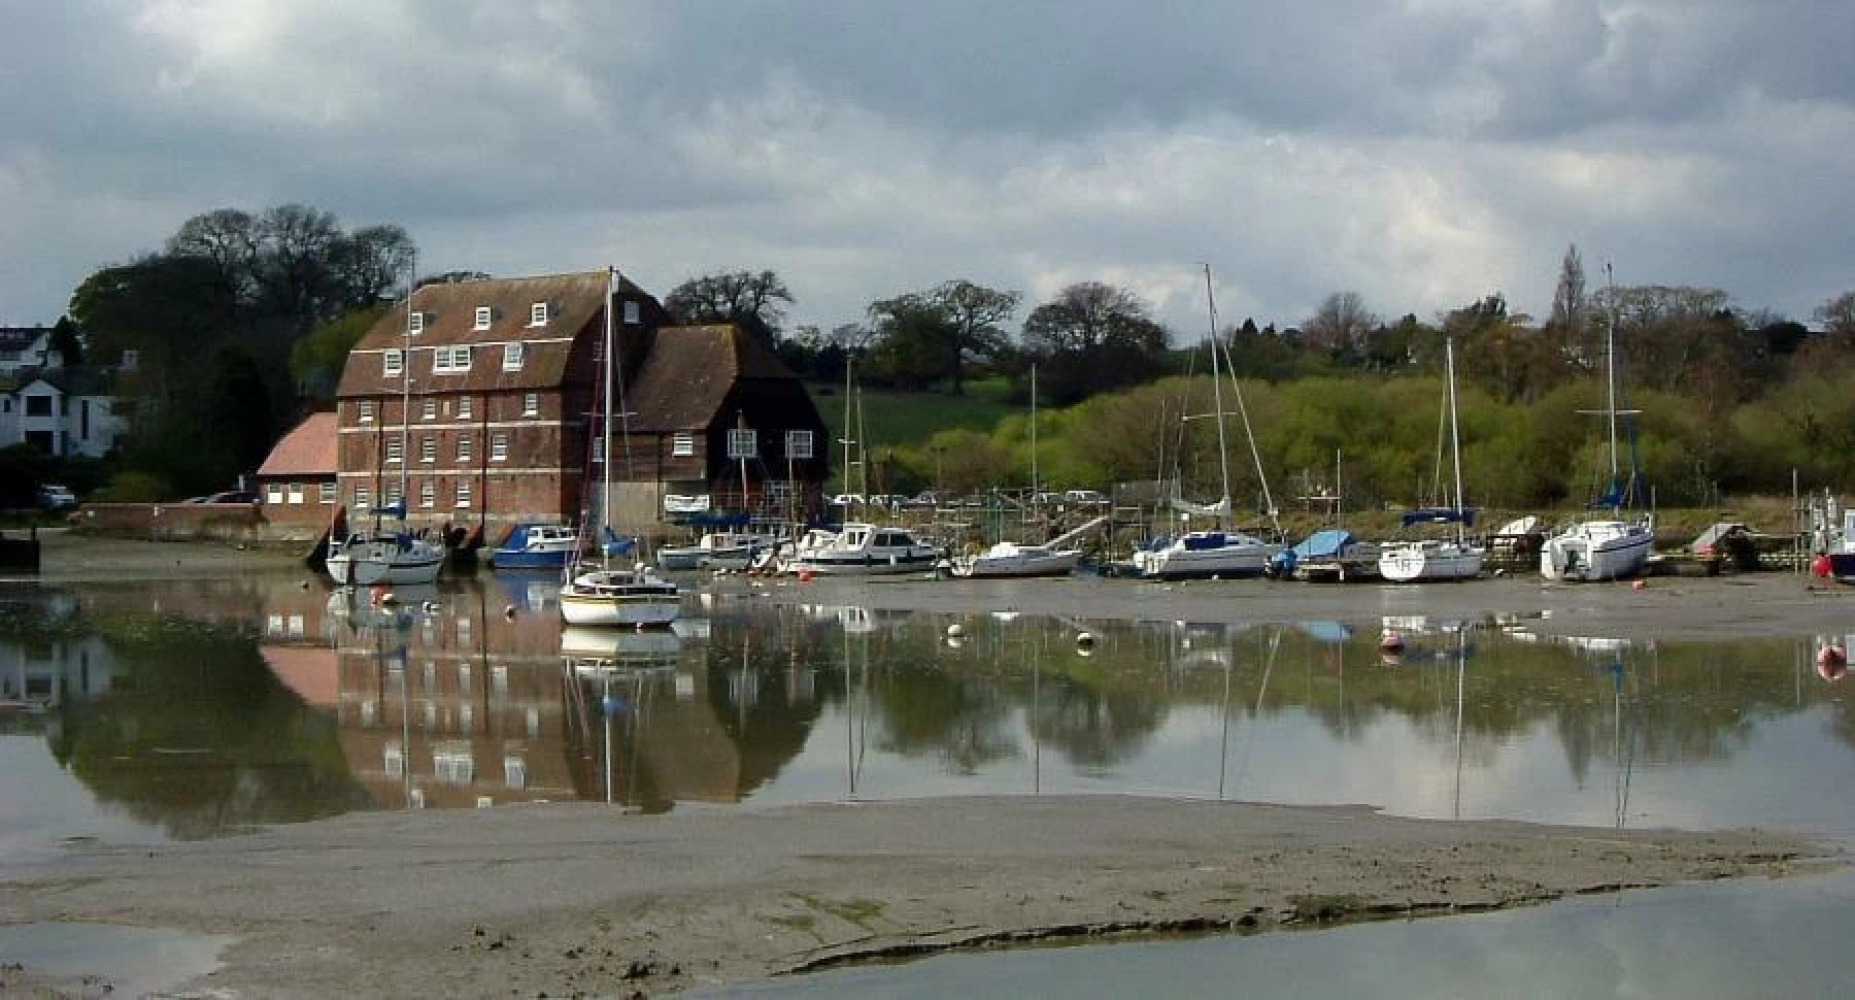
[{"x1": 329, "y1": 270, "x2": 829, "y2": 547}]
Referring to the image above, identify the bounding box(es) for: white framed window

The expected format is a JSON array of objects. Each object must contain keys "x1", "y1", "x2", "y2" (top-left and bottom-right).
[
  {"x1": 457, "y1": 395, "x2": 472, "y2": 419},
  {"x1": 456, "y1": 480, "x2": 472, "y2": 508},
  {"x1": 421, "y1": 436, "x2": 436, "y2": 463},
  {"x1": 786, "y1": 429, "x2": 814, "y2": 459},
  {"x1": 266, "y1": 484, "x2": 284, "y2": 504},
  {"x1": 385, "y1": 438, "x2": 402, "y2": 464},
  {"x1": 319, "y1": 482, "x2": 336, "y2": 504},
  {"x1": 409, "y1": 312, "x2": 424, "y2": 335},
  {"x1": 522, "y1": 392, "x2": 539, "y2": 416},
  {"x1": 385, "y1": 484, "x2": 403, "y2": 506},
  {"x1": 434, "y1": 345, "x2": 472, "y2": 373},
  {"x1": 288, "y1": 482, "x2": 304, "y2": 504},
  {"x1": 528, "y1": 302, "x2": 548, "y2": 326},
  {"x1": 504, "y1": 756, "x2": 528, "y2": 789},
  {"x1": 383, "y1": 349, "x2": 403, "y2": 377},
  {"x1": 358, "y1": 400, "x2": 375, "y2": 423},
  {"x1": 473, "y1": 306, "x2": 492, "y2": 331},
  {"x1": 420, "y1": 481, "x2": 435, "y2": 508},
  {"x1": 355, "y1": 486, "x2": 372, "y2": 511},
  {"x1": 457, "y1": 436, "x2": 472, "y2": 462},
  {"x1": 422, "y1": 398, "x2": 437, "y2": 420},
  {"x1": 623, "y1": 300, "x2": 640, "y2": 325},
  {"x1": 503, "y1": 342, "x2": 525, "y2": 371},
  {"x1": 727, "y1": 428, "x2": 757, "y2": 459},
  {"x1": 491, "y1": 433, "x2": 508, "y2": 461},
  {"x1": 672, "y1": 431, "x2": 694, "y2": 457}
]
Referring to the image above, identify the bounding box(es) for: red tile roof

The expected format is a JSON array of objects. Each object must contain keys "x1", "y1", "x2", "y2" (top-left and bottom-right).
[
  {"x1": 626, "y1": 324, "x2": 799, "y2": 432},
  {"x1": 258, "y1": 412, "x2": 338, "y2": 476}
]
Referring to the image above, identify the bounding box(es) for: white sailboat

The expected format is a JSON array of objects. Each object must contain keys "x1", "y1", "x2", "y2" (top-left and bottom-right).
[
  {"x1": 1380, "y1": 336, "x2": 1484, "y2": 582},
  {"x1": 1541, "y1": 265, "x2": 1654, "y2": 582},
  {"x1": 1134, "y1": 265, "x2": 1281, "y2": 580},
  {"x1": 948, "y1": 365, "x2": 1089, "y2": 579},
  {"x1": 559, "y1": 267, "x2": 682, "y2": 627},
  {"x1": 326, "y1": 266, "x2": 444, "y2": 588}
]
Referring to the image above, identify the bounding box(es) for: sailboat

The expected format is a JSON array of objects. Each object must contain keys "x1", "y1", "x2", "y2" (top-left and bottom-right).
[
  {"x1": 558, "y1": 267, "x2": 682, "y2": 627},
  {"x1": 1540, "y1": 264, "x2": 1654, "y2": 582},
  {"x1": 1380, "y1": 336, "x2": 1484, "y2": 582},
  {"x1": 1133, "y1": 265, "x2": 1281, "y2": 580},
  {"x1": 325, "y1": 267, "x2": 444, "y2": 588},
  {"x1": 948, "y1": 365, "x2": 1090, "y2": 579}
]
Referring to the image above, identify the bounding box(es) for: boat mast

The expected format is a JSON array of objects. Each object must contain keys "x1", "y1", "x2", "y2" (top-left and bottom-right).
[
  {"x1": 1206, "y1": 266, "x2": 1280, "y2": 537},
  {"x1": 397, "y1": 251, "x2": 414, "y2": 524},
  {"x1": 1445, "y1": 335, "x2": 1466, "y2": 544},
  {"x1": 602, "y1": 266, "x2": 617, "y2": 568},
  {"x1": 1030, "y1": 363, "x2": 1039, "y2": 508},
  {"x1": 1604, "y1": 261, "x2": 1619, "y2": 506},
  {"x1": 1203, "y1": 265, "x2": 1233, "y2": 522}
]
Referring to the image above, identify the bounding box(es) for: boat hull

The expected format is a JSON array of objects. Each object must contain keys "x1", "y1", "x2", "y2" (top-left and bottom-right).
[
  {"x1": 326, "y1": 535, "x2": 445, "y2": 587},
  {"x1": 1133, "y1": 538, "x2": 1277, "y2": 580},
  {"x1": 1379, "y1": 541, "x2": 1485, "y2": 583},
  {"x1": 1539, "y1": 520, "x2": 1653, "y2": 581},
  {"x1": 558, "y1": 568, "x2": 681, "y2": 627},
  {"x1": 951, "y1": 547, "x2": 1082, "y2": 579},
  {"x1": 785, "y1": 552, "x2": 941, "y2": 576}
]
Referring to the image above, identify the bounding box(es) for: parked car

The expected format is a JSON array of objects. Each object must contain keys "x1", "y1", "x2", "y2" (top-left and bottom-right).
[
  {"x1": 1063, "y1": 489, "x2": 1109, "y2": 507},
  {"x1": 36, "y1": 484, "x2": 78, "y2": 511}
]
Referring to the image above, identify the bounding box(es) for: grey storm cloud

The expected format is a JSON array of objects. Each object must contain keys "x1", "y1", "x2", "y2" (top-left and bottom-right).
[{"x1": 1, "y1": 0, "x2": 1851, "y2": 337}]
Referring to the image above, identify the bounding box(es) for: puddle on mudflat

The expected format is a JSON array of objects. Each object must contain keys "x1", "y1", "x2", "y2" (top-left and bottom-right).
[
  {"x1": 0, "y1": 921, "x2": 233, "y2": 997},
  {"x1": 706, "y1": 870, "x2": 1855, "y2": 999},
  {"x1": 3, "y1": 573, "x2": 1854, "y2": 863}
]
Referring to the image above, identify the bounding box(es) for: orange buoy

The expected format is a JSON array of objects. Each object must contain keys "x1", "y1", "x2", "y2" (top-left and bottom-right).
[
  {"x1": 1812, "y1": 554, "x2": 1833, "y2": 578},
  {"x1": 1817, "y1": 643, "x2": 1847, "y2": 681},
  {"x1": 797, "y1": 569, "x2": 815, "y2": 583}
]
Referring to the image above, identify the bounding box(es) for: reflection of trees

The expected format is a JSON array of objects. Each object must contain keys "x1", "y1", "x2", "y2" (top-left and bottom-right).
[
  {"x1": 700, "y1": 615, "x2": 837, "y2": 795},
  {"x1": 875, "y1": 670, "x2": 1018, "y2": 774},
  {"x1": 1027, "y1": 678, "x2": 1165, "y2": 770},
  {"x1": 47, "y1": 612, "x2": 371, "y2": 839}
]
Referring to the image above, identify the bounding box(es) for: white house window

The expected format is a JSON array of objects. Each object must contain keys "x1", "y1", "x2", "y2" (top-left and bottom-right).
[
  {"x1": 457, "y1": 395, "x2": 472, "y2": 419},
  {"x1": 385, "y1": 484, "x2": 403, "y2": 506},
  {"x1": 503, "y1": 342, "x2": 525, "y2": 371},
  {"x1": 786, "y1": 429, "x2": 814, "y2": 459},
  {"x1": 319, "y1": 482, "x2": 336, "y2": 504},
  {"x1": 383, "y1": 349, "x2": 403, "y2": 377},
  {"x1": 457, "y1": 435, "x2": 472, "y2": 462},
  {"x1": 491, "y1": 433, "x2": 508, "y2": 461},
  {"x1": 409, "y1": 312, "x2": 424, "y2": 334},
  {"x1": 528, "y1": 302, "x2": 548, "y2": 326},
  {"x1": 672, "y1": 431, "x2": 694, "y2": 457},
  {"x1": 623, "y1": 301, "x2": 640, "y2": 325},
  {"x1": 473, "y1": 306, "x2": 492, "y2": 331},
  {"x1": 456, "y1": 480, "x2": 472, "y2": 508},
  {"x1": 522, "y1": 392, "x2": 539, "y2": 417},
  {"x1": 421, "y1": 436, "x2": 436, "y2": 463},
  {"x1": 420, "y1": 481, "x2": 435, "y2": 508},
  {"x1": 359, "y1": 400, "x2": 375, "y2": 423},
  {"x1": 355, "y1": 486, "x2": 372, "y2": 511},
  {"x1": 727, "y1": 428, "x2": 758, "y2": 459},
  {"x1": 266, "y1": 484, "x2": 284, "y2": 504},
  {"x1": 288, "y1": 482, "x2": 304, "y2": 504},
  {"x1": 434, "y1": 346, "x2": 472, "y2": 373},
  {"x1": 504, "y1": 756, "x2": 528, "y2": 789},
  {"x1": 385, "y1": 438, "x2": 402, "y2": 464},
  {"x1": 422, "y1": 398, "x2": 437, "y2": 420}
]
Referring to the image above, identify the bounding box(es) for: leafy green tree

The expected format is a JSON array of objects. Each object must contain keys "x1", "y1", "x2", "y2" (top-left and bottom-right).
[
  {"x1": 47, "y1": 316, "x2": 83, "y2": 366},
  {"x1": 1020, "y1": 281, "x2": 1168, "y2": 404},
  {"x1": 663, "y1": 270, "x2": 793, "y2": 345},
  {"x1": 868, "y1": 280, "x2": 1018, "y2": 395},
  {"x1": 292, "y1": 305, "x2": 388, "y2": 400}
]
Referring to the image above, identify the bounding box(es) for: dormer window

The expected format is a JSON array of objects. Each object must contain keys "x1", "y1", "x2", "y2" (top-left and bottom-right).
[
  {"x1": 473, "y1": 306, "x2": 492, "y2": 331},
  {"x1": 503, "y1": 342, "x2": 525, "y2": 371},
  {"x1": 409, "y1": 312, "x2": 425, "y2": 335},
  {"x1": 383, "y1": 349, "x2": 403, "y2": 377},
  {"x1": 528, "y1": 302, "x2": 548, "y2": 327}
]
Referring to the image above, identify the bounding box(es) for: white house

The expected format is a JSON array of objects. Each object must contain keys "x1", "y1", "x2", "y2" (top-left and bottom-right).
[{"x1": 0, "y1": 326, "x2": 132, "y2": 458}]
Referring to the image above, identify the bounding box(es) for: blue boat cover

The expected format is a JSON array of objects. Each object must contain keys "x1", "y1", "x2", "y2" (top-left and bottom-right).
[{"x1": 1270, "y1": 529, "x2": 1356, "y2": 572}]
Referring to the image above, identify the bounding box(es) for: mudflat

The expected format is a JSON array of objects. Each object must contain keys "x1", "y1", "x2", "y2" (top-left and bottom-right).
[{"x1": 1, "y1": 533, "x2": 1849, "y2": 996}]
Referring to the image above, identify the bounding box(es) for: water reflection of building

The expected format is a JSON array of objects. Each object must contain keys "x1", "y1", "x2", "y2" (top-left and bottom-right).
[{"x1": 252, "y1": 579, "x2": 825, "y2": 812}]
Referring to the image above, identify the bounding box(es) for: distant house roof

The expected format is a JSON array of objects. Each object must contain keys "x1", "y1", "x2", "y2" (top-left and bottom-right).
[
  {"x1": 258, "y1": 412, "x2": 339, "y2": 476},
  {"x1": 626, "y1": 324, "x2": 802, "y2": 433},
  {"x1": 11, "y1": 366, "x2": 115, "y2": 396},
  {"x1": 0, "y1": 326, "x2": 50, "y2": 352},
  {"x1": 334, "y1": 270, "x2": 667, "y2": 399}
]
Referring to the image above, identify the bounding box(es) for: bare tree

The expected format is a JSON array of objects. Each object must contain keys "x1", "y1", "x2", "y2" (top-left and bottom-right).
[
  {"x1": 1301, "y1": 291, "x2": 1377, "y2": 361},
  {"x1": 663, "y1": 270, "x2": 794, "y2": 344},
  {"x1": 1816, "y1": 291, "x2": 1855, "y2": 336},
  {"x1": 1548, "y1": 244, "x2": 1591, "y2": 372}
]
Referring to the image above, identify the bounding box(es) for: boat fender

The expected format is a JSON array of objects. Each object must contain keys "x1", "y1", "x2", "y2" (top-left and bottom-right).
[
  {"x1": 1818, "y1": 643, "x2": 1846, "y2": 682},
  {"x1": 1378, "y1": 630, "x2": 1405, "y2": 653}
]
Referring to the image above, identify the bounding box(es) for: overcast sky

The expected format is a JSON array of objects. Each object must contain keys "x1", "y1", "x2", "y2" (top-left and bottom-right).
[{"x1": 3, "y1": 0, "x2": 1851, "y2": 339}]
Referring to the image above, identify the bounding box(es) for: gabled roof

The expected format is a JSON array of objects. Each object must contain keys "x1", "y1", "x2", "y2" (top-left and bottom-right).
[
  {"x1": 10, "y1": 366, "x2": 115, "y2": 396},
  {"x1": 334, "y1": 270, "x2": 663, "y2": 398},
  {"x1": 626, "y1": 324, "x2": 802, "y2": 432},
  {"x1": 258, "y1": 412, "x2": 339, "y2": 476},
  {"x1": 0, "y1": 326, "x2": 50, "y2": 352}
]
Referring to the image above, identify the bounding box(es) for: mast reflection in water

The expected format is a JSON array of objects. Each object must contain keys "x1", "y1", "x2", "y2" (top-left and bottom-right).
[{"x1": 3, "y1": 573, "x2": 1855, "y2": 859}]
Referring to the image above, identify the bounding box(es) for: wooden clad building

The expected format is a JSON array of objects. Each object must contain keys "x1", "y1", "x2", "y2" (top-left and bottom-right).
[{"x1": 331, "y1": 270, "x2": 827, "y2": 545}]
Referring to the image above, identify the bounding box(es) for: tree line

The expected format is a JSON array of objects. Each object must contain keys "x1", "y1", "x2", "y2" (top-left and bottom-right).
[{"x1": 42, "y1": 204, "x2": 1855, "y2": 505}]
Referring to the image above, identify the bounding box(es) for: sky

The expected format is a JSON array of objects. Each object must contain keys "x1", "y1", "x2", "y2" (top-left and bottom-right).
[{"x1": 2, "y1": 0, "x2": 1851, "y2": 339}]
